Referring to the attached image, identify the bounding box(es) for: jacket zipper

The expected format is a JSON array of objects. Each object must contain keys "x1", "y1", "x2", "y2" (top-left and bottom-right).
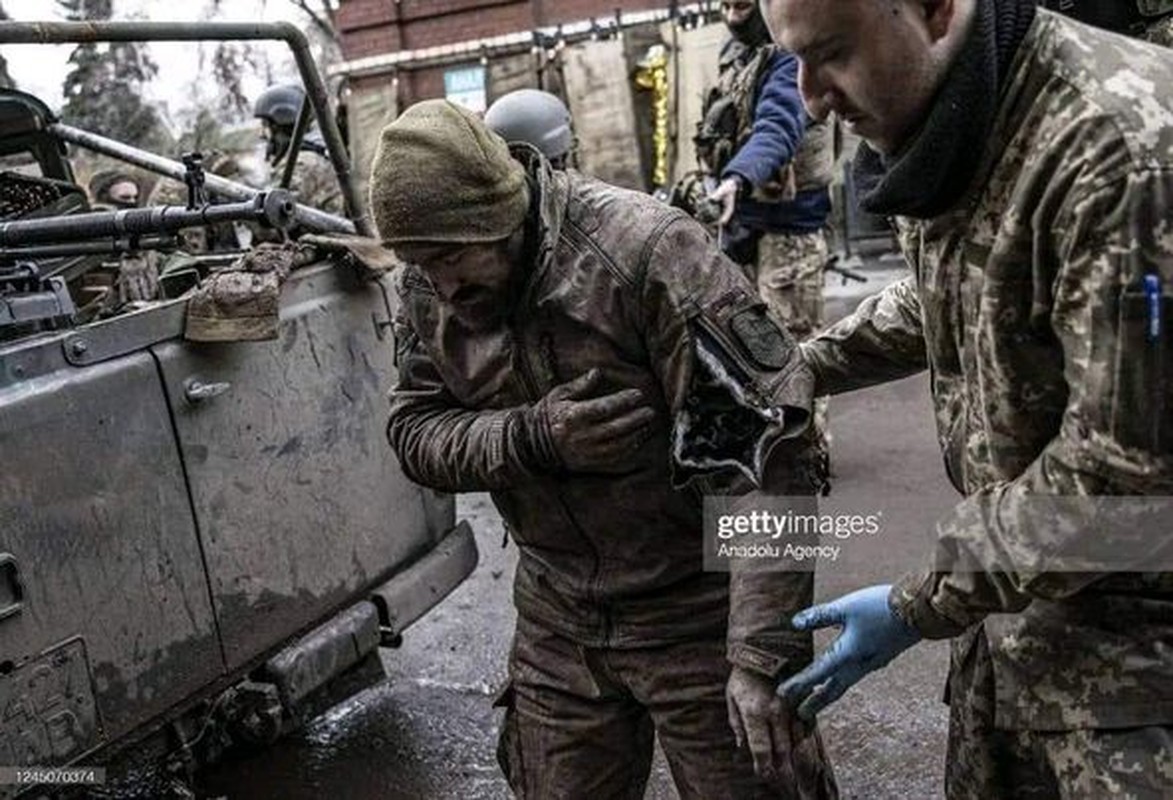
[{"x1": 511, "y1": 314, "x2": 609, "y2": 645}]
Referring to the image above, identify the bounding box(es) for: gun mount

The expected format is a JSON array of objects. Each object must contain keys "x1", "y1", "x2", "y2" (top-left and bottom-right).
[{"x1": 0, "y1": 261, "x2": 75, "y2": 341}]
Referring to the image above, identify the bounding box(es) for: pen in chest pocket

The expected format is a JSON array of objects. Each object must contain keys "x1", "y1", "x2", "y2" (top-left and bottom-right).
[{"x1": 1144, "y1": 274, "x2": 1162, "y2": 343}]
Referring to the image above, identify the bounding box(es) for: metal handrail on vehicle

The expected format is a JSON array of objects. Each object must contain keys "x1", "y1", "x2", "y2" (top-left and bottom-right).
[{"x1": 0, "y1": 20, "x2": 373, "y2": 238}]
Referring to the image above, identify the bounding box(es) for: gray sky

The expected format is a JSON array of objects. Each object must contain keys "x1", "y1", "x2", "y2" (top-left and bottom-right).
[{"x1": 2, "y1": 0, "x2": 306, "y2": 127}]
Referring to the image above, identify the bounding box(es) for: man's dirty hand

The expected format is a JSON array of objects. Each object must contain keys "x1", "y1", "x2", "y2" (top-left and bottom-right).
[
  {"x1": 726, "y1": 665, "x2": 806, "y2": 786},
  {"x1": 538, "y1": 369, "x2": 656, "y2": 473}
]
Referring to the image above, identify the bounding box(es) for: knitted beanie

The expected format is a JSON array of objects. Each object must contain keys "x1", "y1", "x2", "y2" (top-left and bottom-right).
[{"x1": 369, "y1": 99, "x2": 529, "y2": 245}]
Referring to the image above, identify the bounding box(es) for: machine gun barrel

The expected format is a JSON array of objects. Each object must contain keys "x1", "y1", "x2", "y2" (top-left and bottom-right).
[
  {"x1": 0, "y1": 235, "x2": 179, "y2": 260},
  {"x1": 48, "y1": 121, "x2": 356, "y2": 236},
  {"x1": 0, "y1": 191, "x2": 296, "y2": 248}
]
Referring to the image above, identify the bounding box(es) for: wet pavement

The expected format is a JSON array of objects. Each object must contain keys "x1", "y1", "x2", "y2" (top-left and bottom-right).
[{"x1": 191, "y1": 253, "x2": 963, "y2": 799}]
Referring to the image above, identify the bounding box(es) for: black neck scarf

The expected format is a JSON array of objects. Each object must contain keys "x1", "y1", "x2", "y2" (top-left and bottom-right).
[{"x1": 852, "y1": 0, "x2": 1037, "y2": 219}]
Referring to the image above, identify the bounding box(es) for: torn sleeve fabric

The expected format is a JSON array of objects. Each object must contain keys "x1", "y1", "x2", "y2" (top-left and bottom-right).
[{"x1": 638, "y1": 215, "x2": 813, "y2": 490}]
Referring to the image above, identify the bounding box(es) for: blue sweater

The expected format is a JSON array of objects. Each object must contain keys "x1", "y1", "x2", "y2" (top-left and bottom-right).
[{"x1": 721, "y1": 48, "x2": 831, "y2": 235}]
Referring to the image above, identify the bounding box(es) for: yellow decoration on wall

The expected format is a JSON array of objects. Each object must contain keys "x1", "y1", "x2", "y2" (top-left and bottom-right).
[{"x1": 634, "y1": 44, "x2": 671, "y2": 190}]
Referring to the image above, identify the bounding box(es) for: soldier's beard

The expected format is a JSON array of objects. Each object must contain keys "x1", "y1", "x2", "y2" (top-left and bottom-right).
[{"x1": 728, "y1": 9, "x2": 771, "y2": 47}]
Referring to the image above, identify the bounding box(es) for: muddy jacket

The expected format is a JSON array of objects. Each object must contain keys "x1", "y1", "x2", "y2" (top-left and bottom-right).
[
  {"x1": 696, "y1": 40, "x2": 832, "y2": 234},
  {"x1": 803, "y1": 11, "x2": 1173, "y2": 730},
  {"x1": 389, "y1": 151, "x2": 817, "y2": 677}
]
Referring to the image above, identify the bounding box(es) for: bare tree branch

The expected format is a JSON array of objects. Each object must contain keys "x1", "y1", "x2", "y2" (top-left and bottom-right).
[
  {"x1": 0, "y1": 1, "x2": 14, "y2": 89},
  {"x1": 287, "y1": 0, "x2": 338, "y2": 45}
]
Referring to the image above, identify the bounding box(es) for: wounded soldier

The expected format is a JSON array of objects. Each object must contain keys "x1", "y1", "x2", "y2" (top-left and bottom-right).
[{"x1": 377, "y1": 99, "x2": 837, "y2": 799}]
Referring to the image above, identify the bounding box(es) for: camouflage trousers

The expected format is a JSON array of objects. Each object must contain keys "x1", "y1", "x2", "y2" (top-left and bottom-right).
[
  {"x1": 946, "y1": 628, "x2": 1173, "y2": 799},
  {"x1": 495, "y1": 615, "x2": 838, "y2": 799},
  {"x1": 750, "y1": 230, "x2": 828, "y2": 340}
]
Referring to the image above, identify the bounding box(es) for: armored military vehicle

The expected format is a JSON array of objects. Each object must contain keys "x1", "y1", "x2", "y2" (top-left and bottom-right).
[{"x1": 0, "y1": 20, "x2": 477, "y2": 797}]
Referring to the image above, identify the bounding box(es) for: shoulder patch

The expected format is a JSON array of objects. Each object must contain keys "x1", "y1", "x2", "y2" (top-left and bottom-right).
[{"x1": 730, "y1": 306, "x2": 794, "y2": 369}]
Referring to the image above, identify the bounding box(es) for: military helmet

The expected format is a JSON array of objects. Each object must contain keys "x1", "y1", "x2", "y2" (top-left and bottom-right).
[
  {"x1": 253, "y1": 84, "x2": 305, "y2": 128},
  {"x1": 484, "y1": 89, "x2": 573, "y2": 163}
]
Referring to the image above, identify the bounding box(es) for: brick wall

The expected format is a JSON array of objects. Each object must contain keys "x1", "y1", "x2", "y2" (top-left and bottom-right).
[
  {"x1": 541, "y1": 0, "x2": 665, "y2": 27},
  {"x1": 400, "y1": 3, "x2": 533, "y2": 51},
  {"x1": 339, "y1": 0, "x2": 676, "y2": 105},
  {"x1": 340, "y1": 0, "x2": 675, "y2": 58}
]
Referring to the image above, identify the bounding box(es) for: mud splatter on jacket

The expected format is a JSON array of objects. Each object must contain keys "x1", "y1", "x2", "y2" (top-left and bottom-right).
[{"x1": 389, "y1": 149, "x2": 817, "y2": 677}]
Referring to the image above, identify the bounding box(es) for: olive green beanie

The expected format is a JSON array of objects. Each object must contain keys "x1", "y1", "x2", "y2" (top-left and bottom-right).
[{"x1": 370, "y1": 99, "x2": 529, "y2": 245}]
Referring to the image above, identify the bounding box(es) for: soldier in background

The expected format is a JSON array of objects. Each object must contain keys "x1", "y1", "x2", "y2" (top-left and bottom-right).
[
  {"x1": 689, "y1": 0, "x2": 835, "y2": 470},
  {"x1": 763, "y1": 0, "x2": 1173, "y2": 796},
  {"x1": 87, "y1": 169, "x2": 140, "y2": 211},
  {"x1": 253, "y1": 83, "x2": 344, "y2": 216},
  {"x1": 82, "y1": 169, "x2": 154, "y2": 303},
  {"x1": 484, "y1": 88, "x2": 575, "y2": 169}
]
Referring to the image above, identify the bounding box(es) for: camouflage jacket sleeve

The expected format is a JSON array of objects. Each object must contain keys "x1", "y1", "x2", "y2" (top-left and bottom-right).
[
  {"x1": 386, "y1": 284, "x2": 554, "y2": 493},
  {"x1": 892, "y1": 168, "x2": 1173, "y2": 639},
  {"x1": 639, "y1": 214, "x2": 817, "y2": 678},
  {"x1": 800, "y1": 274, "x2": 929, "y2": 396},
  {"x1": 291, "y1": 154, "x2": 345, "y2": 216}
]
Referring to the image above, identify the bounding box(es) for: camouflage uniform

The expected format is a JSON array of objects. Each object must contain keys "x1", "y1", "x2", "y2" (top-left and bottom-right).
[
  {"x1": 1145, "y1": 15, "x2": 1173, "y2": 46},
  {"x1": 278, "y1": 145, "x2": 343, "y2": 216},
  {"x1": 756, "y1": 230, "x2": 827, "y2": 341},
  {"x1": 802, "y1": 11, "x2": 1173, "y2": 796}
]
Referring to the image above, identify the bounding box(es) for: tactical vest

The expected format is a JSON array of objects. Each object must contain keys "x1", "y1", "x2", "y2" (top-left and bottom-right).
[
  {"x1": 1041, "y1": 0, "x2": 1173, "y2": 37},
  {"x1": 695, "y1": 41, "x2": 834, "y2": 203}
]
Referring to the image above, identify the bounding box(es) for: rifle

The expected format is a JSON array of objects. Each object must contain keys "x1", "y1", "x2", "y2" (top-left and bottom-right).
[{"x1": 824, "y1": 254, "x2": 868, "y2": 285}]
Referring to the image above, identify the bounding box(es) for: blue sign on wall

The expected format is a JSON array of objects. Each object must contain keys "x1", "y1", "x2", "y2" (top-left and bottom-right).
[{"x1": 444, "y1": 65, "x2": 487, "y2": 113}]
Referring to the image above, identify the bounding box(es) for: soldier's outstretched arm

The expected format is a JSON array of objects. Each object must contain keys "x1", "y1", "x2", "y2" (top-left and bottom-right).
[
  {"x1": 722, "y1": 49, "x2": 806, "y2": 190},
  {"x1": 800, "y1": 274, "x2": 929, "y2": 396},
  {"x1": 779, "y1": 169, "x2": 1173, "y2": 720}
]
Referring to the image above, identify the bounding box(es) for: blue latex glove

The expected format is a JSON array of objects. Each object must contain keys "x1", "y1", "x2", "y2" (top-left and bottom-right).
[{"x1": 777, "y1": 584, "x2": 922, "y2": 721}]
